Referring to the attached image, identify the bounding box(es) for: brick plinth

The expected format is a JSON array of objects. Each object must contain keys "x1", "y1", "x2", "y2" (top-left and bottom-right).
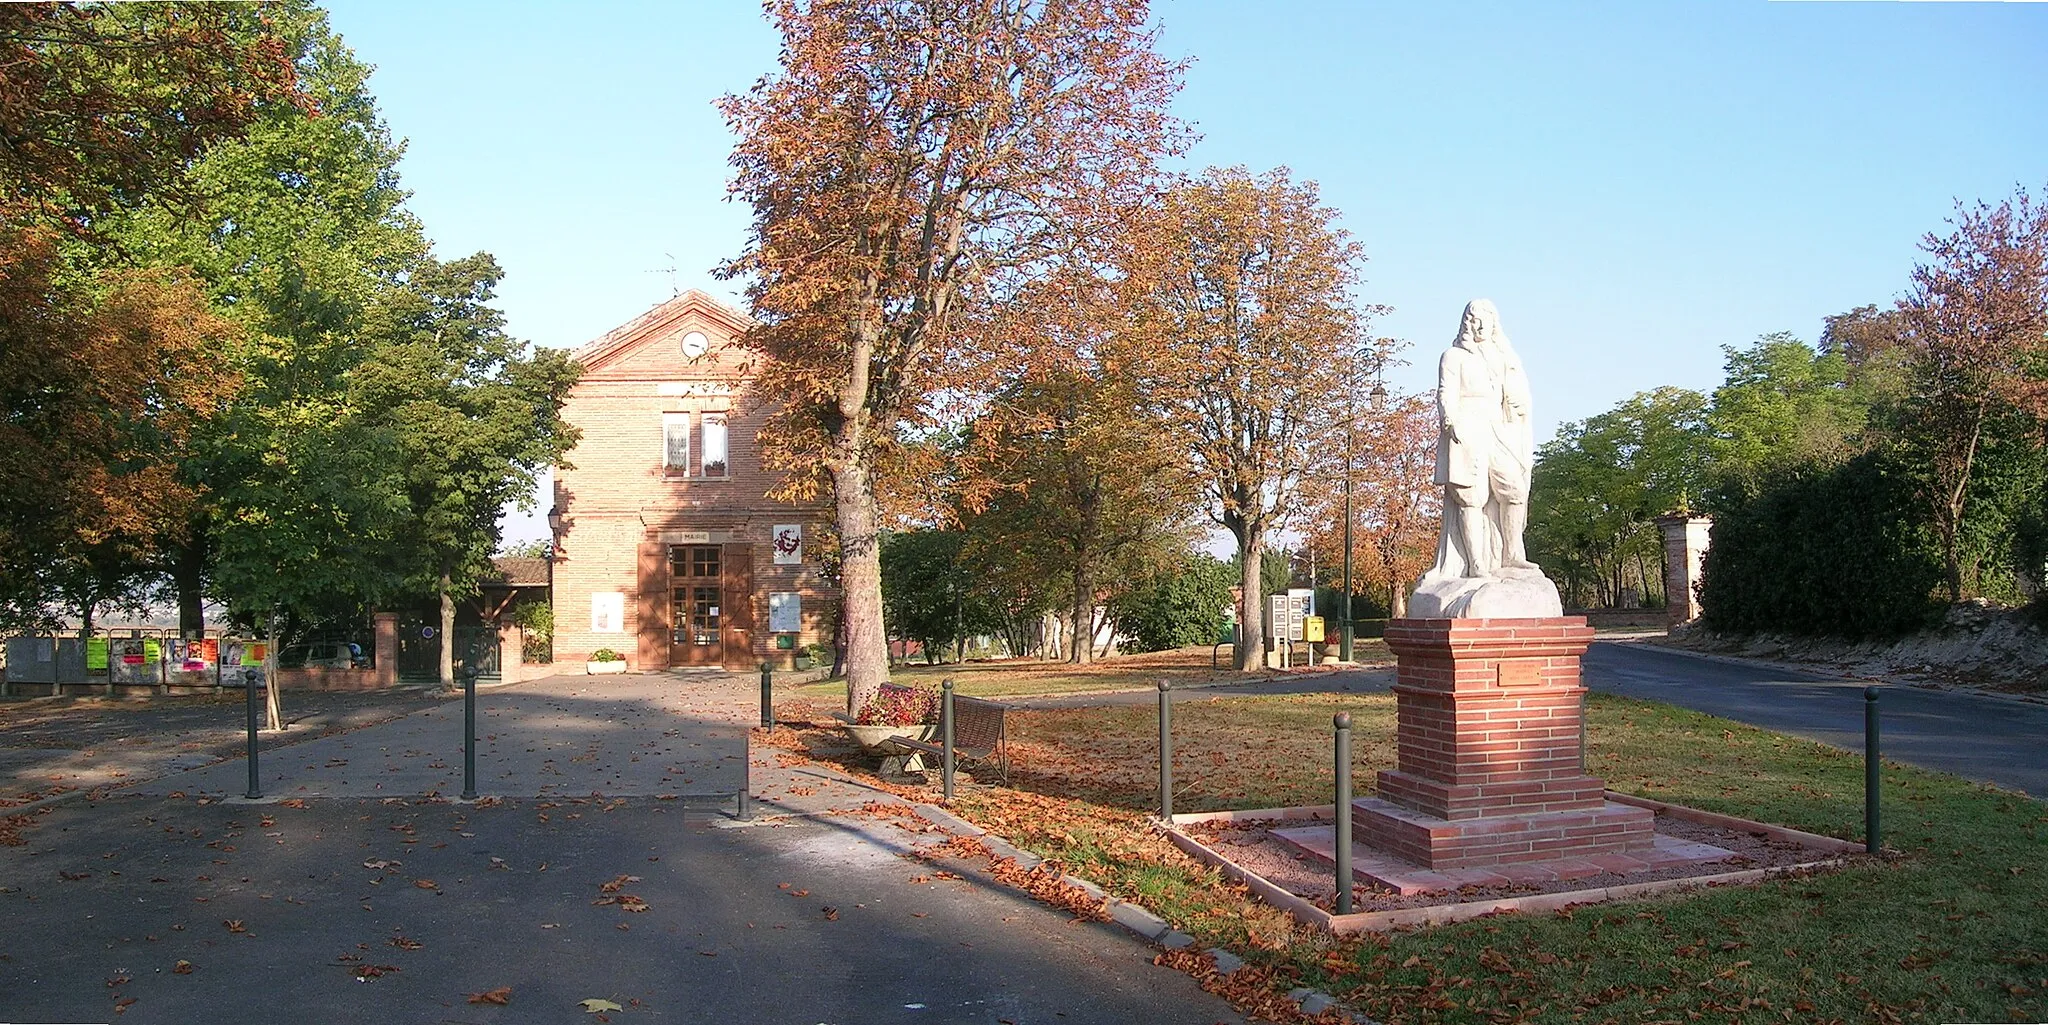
[{"x1": 1356, "y1": 616, "x2": 1653, "y2": 869}]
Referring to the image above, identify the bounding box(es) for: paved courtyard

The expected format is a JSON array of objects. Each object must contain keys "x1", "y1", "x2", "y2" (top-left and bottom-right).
[{"x1": 0, "y1": 673, "x2": 1247, "y2": 1024}]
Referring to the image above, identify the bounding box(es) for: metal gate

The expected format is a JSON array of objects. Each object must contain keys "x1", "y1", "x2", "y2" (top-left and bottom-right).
[{"x1": 395, "y1": 622, "x2": 500, "y2": 684}]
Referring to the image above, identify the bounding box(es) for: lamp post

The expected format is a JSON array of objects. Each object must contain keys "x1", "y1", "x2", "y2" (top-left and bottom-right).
[{"x1": 1339, "y1": 379, "x2": 1388, "y2": 664}]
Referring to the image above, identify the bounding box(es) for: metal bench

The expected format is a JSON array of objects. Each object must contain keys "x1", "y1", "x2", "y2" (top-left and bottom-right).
[{"x1": 886, "y1": 695, "x2": 1010, "y2": 781}]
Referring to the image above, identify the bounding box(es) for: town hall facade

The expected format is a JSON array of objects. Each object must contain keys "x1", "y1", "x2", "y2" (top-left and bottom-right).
[{"x1": 548, "y1": 291, "x2": 836, "y2": 671}]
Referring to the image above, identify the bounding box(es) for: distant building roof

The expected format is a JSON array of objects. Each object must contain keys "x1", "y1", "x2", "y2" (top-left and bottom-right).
[{"x1": 486, "y1": 555, "x2": 551, "y2": 588}]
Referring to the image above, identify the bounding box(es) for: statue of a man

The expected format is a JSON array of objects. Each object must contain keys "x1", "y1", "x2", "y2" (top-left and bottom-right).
[{"x1": 1410, "y1": 300, "x2": 1558, "y2": 618}]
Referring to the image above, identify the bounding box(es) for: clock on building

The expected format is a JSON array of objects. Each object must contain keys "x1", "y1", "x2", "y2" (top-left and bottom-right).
[{"x1": 679, "y1": 330, "x2": 710, "y2": 359}]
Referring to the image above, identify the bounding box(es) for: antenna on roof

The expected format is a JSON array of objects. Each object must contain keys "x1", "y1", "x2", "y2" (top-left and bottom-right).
[{"x1": 645, "y1": 252, "x2": 679, "y2": 297}]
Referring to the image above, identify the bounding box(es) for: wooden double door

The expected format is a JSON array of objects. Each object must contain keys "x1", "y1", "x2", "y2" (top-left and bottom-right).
[{"x1": 669, "y1": 544, "x2": 751, "y2": 666}]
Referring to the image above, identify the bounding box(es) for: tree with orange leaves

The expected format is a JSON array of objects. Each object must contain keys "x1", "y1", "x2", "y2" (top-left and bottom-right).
[
  {"x1": 0, "y1": 3, "x2": 296, "y2": 626},
  {"x1": 719, "y1": 0, "x2": 1186, "y2": 712},
  {"x1": 1117, "y1": 166, "x2": 1378, "y2": 670},
  {"x1": 1896, "y1": 185, "x2": 2048, "y2": 602},
  {"x1": 1295, "y1": 391, "x2": 1440, "y2": 621}
]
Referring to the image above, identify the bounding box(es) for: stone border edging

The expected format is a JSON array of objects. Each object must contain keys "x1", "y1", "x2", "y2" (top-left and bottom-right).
[{"x1": 1162, "y1": 795, "x2": 1858, "y2": 936}]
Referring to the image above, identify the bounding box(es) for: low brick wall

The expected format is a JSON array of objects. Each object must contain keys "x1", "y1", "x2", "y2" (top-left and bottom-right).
[{"x1": 273, "y1": 665, "x2": 396, "y2": 691}]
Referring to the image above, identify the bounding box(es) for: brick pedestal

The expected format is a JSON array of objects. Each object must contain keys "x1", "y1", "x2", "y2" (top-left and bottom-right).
[{"x1": 1352, "y1": 616, "x2": 1653, "y2": 869}]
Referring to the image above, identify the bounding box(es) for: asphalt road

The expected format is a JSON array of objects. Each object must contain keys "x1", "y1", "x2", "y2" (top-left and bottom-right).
[
  {"x1": 0, "y1": 675, "x2": 1247, "y2": 1025},
  {"x1": 1582, "y1": 641, "x2": 2047, "y2": 799}
]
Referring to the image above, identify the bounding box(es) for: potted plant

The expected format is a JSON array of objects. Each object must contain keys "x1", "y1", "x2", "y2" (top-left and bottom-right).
[
  {"x1": 585, "y1": 648, "x2": 628, "y2": 675},
  {"x1": 840, "y1": 682, "x2": 940, "y2": 753},
  {"x1": 792, "y1": 643, "x2": 815, "y2": 671}
]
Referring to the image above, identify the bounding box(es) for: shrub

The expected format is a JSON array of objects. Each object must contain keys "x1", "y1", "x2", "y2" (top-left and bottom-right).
[
  {"x1": 1107, "y1": 555, "x2": 1236, "y2": 652},
  {"x1": 1699, "y1": 452, "x2": 1943, "y2": 639},
  {"x1": 588, "y1": 647, "x2": 624, "y2": 663}
]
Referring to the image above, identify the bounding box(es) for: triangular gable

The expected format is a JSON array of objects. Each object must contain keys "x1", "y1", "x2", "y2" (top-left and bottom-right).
[{"x1": 571, "y1": 289, "x2": 755, "y2": 376}]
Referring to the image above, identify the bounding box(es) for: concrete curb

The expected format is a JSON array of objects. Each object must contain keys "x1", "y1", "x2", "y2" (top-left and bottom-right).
[{"x1": 911, "y1": 801, "x2": 1308, "y2": 988}]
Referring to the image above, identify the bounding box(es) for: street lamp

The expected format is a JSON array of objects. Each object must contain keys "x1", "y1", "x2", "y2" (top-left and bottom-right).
[{"x1": 1340, "y1": 379, "x2": 1389, "y2": 663}]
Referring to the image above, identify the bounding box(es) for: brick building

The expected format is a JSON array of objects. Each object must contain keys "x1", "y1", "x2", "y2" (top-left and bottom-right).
[{"x1": 549, "y1": 291, "x2": 836, "y2": 671}]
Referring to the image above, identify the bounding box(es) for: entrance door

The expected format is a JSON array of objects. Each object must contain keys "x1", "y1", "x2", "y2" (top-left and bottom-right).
[{"x1": 670, "y1": 545, "x2": 723, "y2": 665}]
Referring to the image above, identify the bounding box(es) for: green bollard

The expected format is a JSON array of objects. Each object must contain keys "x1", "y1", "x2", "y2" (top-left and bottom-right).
[
  {"x1": 1334, "y1": 711, "x2": 1353, "y2": 915},
  {"x1": 941, "y1": 679, "x2": 956, "y2": 802},
  {"x1": 1158, "y1": 679, "x2": 1173, "y2": 820},
  {"x1": 759, "y1": 662, "x2": 773, "y2": 728},
  {"x1": 1865, "y1": 686, "x2": 1880, "y2": 853}
]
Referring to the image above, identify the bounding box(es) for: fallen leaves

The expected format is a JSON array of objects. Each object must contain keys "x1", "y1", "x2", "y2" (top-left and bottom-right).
[
  {"x1": 222, "y1": 919, "x2": 246, "y2": 934},
  {"x1": 592, "y1": 875, "x2": 649, "y2": 912},
  {"x1": 581, "y1": 998, "x2": 624, "y2": 1013},
  {"x1": 466, "y1": 986, "x2": 512, "y2": 1005},
  {"x1": 172, "y1": 960, "x2": 194, "y2": 974}
]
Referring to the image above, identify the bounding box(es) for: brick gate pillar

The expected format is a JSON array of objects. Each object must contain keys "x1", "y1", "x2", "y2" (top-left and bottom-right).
[{"x1": 1655, "y1": 514, "x2": 1713, "y2": 629}]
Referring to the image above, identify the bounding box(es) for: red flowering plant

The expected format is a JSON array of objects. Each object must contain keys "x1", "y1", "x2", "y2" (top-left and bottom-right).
[{"x1": 853, "y1": 682, "x2": 941, "y2": 726}]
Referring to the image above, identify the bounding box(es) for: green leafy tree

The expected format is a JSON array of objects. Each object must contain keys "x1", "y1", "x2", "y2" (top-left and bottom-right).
[
  {"x1": 1705, "y1": 333, "x2": 1871, "y2": 498},
  {"x1": 354, "y1": 254, "x2": 580, "y2": 687},
  {"x1": 880, "y1": 530, "x2": 1006, "y2": 664},
  {"x1": 1107, "y1": 554, "x2": 1235, "y2": 652},
  {"x1": 101, "y1": 2, "x2": 428, "y2": 651},
  {"x1": 1527, "y1": 387, "x2": 1710, "y2": 608}
]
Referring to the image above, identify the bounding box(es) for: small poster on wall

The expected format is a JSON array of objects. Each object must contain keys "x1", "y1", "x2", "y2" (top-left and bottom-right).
[
  {"x1": 84, "y1": 637, "x2": 109, "y2": 670},
  {"x1": 768, "y1": 592, "x2": 801, "y2": 634},
  {"x1": 591, "y1": 591, "x2": 625, "y2": 633},
  {"x1": 772, "y1": 524, "x2": 802, "y2": 565}
]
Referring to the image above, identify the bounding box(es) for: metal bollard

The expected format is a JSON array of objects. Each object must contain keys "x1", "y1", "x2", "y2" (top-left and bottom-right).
[
  {"x1": 461, "y1": 664, "x2": 480, "y2": 801},
  {"x1": 941, "y1": 679, "x2": 956, "y2": 802},
  {"x1": 244, "y1": 665, "x2": 261, "y2": 800},
  {"x1": 1158, "y1": 679, "x2": 1173, "y2": 820},
  {"x1": 1865, "y1": 686, "x2": 1880, "y2": 853},
  {"x1": 759, "y1": 662, "x2": 774, "y2": 728},
  {"x1": 1334, "y1": 712, "x2": 1353, "y2": 915}
]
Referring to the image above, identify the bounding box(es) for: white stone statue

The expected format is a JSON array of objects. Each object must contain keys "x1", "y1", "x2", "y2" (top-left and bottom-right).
[{"x1": 1408, "y1": 300, "x2": 1563, "y2": 619}]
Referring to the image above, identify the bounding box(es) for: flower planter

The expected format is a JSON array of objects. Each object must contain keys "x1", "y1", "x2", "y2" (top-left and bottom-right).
[
  {"x1": 841, "y1": 723, "x2": 934, "y2": 752},
  {"x1": 585, "y1": 660, "x2": 628, "y2": 675},
  {"x1": 842, "y1": 722, "x2": 937, "y2": 772}
]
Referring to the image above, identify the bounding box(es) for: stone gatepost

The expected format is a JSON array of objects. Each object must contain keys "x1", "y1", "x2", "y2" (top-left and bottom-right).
[
  {"x1": 1654, "y1": 514, "x2": 1713, "y2": 629},
  {"x1": 1351, "y1": 617, "x2": 1653, "y2": 869}
]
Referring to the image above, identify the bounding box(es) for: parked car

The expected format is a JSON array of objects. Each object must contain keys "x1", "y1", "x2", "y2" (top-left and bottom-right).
[{"x1": 278, "y1": 641, "x2": 367, "y2": 670}]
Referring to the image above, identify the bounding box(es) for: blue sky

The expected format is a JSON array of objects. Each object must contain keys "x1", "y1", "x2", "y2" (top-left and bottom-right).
[{"x1": 321, "y1": 0, "x2": 2046, "y2": 544}]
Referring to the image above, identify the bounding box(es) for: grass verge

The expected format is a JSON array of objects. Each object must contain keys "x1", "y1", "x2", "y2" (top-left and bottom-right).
[
  {"x1": 785, "y1": 642, "x2": 1395, "y2": 705},
  {"x1": 773, "y1": 690, "x2": 2048, "y2": 1024}
]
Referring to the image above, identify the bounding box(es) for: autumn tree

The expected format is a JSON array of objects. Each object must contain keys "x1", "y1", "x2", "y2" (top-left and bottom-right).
[
  {"x1": 719, "y1": 0, "x2": 1186, "y2": 712},
  {"x1": 0, "y1": 3, "x2": 295, "y2": 626},
  {"x1": 1119, "y1": 166, "x2": 1372, "y2": 670},
  {"x1": 1297, "y1": 391, "x2": 1439, "y2": 620},
  {"x1": 1895, "y1": 185, "x2": 2048, "y2": 602}
]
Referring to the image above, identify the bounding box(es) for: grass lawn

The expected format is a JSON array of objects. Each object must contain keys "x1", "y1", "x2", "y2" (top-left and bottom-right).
[
  {"x1": 773, "y1": 687, "x2": 2048, "y2": 1024},
  {"x1": 783, "y1": 641, "x2": 1396, "y2": 706}
]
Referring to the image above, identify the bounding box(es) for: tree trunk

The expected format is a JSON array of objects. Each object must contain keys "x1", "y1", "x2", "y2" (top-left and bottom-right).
[
  {"x1": 174, "y1": 521, "x2": 207, "y2": 638},
  {"x1": 831, "y1": 455, "x2": 889, "y2": 716},
  {"x1": 1236, "y1": 530, "x2": 1265, "y2": 672},
  {"x1": 439, "y1": 572, "x2": 456, "y2": 691},
  {"x1": 264, "y1": 610, "x2": 283, "y2": 732},
  {"x1": 1069, "y1": 560, "x2": 1094, "y2": 665}
]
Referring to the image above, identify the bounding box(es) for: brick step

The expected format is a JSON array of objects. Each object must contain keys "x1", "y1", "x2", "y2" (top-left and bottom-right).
[{"x1": 1271, "y1": 821, "x2": 1736, "y2": 896}]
